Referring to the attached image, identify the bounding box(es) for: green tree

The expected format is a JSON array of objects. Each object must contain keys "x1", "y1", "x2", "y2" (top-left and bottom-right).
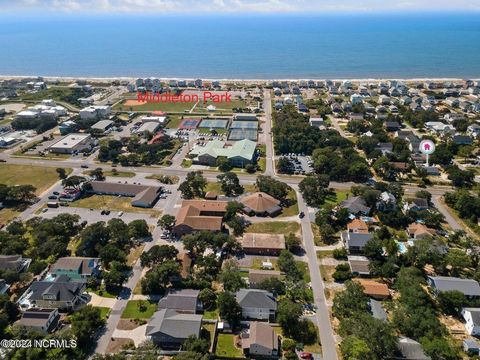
[
  {"x1": 70, "y1": 305, "x2": 105, "y2": 348},
  {"x1": 158, "y1": 214, "x2": 176, "y2": 232},
  {"x1": 220, "y1": 260, "x2": 246, "y2": 292},
  {"x1": 216, "y1": 157, "x2": 233, "y2": 172},
  {"x1": 198, "y1": 288, "x2": 217, "y2": 310},
  {"x1": 217, "y1": 172, "x2": 243, "y2": 196},
  {"x1": 217, "y1": 292, "x2": 242, "y2": 329},
  {"x1": 340, "y1": 336, "x2": 372, "y2": 360},
  {"x1": 332, "y1": 281, "x2": 369, "y2": 320},
  {"x1": 437, "y1": 291, "x2": 466, "y2": 316},
  {"x1": 299, "y1": 174, "x2": 330, "y2": 207},
  {"x1": 56, "y1": 167, "x2": 68, "y2": 180}
]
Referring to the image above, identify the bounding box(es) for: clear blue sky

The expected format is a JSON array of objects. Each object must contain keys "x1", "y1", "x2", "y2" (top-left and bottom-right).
[{"x1": 1, "y1": 0, "x2": 480, "y2": 15}]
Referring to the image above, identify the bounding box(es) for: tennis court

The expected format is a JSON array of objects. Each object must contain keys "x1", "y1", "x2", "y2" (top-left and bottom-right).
[
  {"x1": 230, "y1": 120, "x2": 258, "y2": 129},
  {"x1": 199, "y1": 118, "x2": 229, "y2": 129},
  {"x1": 179, "y1": 118, "x2": 201, "y2": 129},
  {"x1": 228, "y1": 128, "x2": 258, "y2": 141}
]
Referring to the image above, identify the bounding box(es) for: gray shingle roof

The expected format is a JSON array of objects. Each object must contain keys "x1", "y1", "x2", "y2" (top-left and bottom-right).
[
  {"x1": 236, "y1": 289, "x2": 277, "y2": 310},
  {"x1": 397, "y1": 337, "x2": 431, "y2": 360},
  {"x1": 146, "y1": 309, "x2": 202, "y2": 338},
  {"x1": 429, "y1": 276, "x2": 480, "y2": 297},
  {"x1": 29, "y1": 275, "x2": 85, "y2": 302},
  {"x1": 344, "y1": 232, "x2": 373, "y2": 249},
  {"x1": 157, "y1": 289, "x2": 200, "y2": 313},
  {"x1": 369, "y1": 299, "x2": 387, "y2": 321}
]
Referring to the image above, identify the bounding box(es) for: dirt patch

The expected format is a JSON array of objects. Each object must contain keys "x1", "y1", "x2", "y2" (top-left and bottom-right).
[
  {"x1": 124, "y1": 99, "x2": 146, "y2": 106},
  {"x1": 117, "y1": 319, "x2": 143, "y2": 330},
  {"x1": 106, "y1": 337, "x2": 135, "y2": 353}
]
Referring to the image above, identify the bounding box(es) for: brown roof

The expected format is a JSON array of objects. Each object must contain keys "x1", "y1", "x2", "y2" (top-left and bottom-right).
[
  {"x1": 248, "y1": 269, "x2": 281, "y2": 284},
  {"x1": 174, "y1": 200, "x2": 227, "y2": 233},
  {"x1": 177, "y1": 253, "x2": 192, "y2": 279},
  {"x1": 181, "y1": 199, "x2": 228, "y2": 213},
  {"x1": 347, "y1": 218, "x2": 369, "y2": 233},
  {"x1": 407, "y1": 223, "x2": 433, "y2": 237},
  {"x1": 347, "y1": 256, "x2": 370, "y2": 275},
  {"x1": 242, "y1": 321, "x2": 278, "y2": 351},
  {"x1": 241, "y1": 233, "x2": 285, "y2": 250},
  {"x1": 353, "y1": 279, "x2": 390, "y2": 298},
  {"x1": 240, "y1": 192, "x2": 281, "y2": 213}
]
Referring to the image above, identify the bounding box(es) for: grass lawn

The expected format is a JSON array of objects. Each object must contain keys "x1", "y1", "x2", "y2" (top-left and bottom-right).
[
  {"x1": 121, "y1": 300, "x2": 157, "y2": 319},
  {"x1": 165, "y1": 115, "x2": 184, "y2": 129},
  {"x1": 115, "y1": 99, "x2": 195, "y2": 113},
  {"x1": 279, "y1": 189, "x2": 299, "y2": 217},
  {"x1": 105, "y1": 170, "x2": 136, "y2": 178},
  {"x1": 0, "y1": 208, "x2": 21, "y2": 226},
  {"x1": 215, "y1": 334, "x2": 243, "y2": 358},
  {"x1": 311, "y1": 222, "x2": 326, "y2": 246},
  {"x1": 296, "y1": 261, "x2": 311, "y2": 282},
  {"x1": 246, "y1": 221, "x2": 300, "y2": 235},
  {"x1": 317, "y1": 250, "x2": 335, "y2": 259},
  {"x1": 181, "y1": 159, "x2": 193, "y2": 168},
  {"x1": 126, "y1": 244, "x2": 145, "y2": 267},
  {"x1": 194, "y1": 99, "x2": 246, "y2": 113},
  {"x1": 324, "y1": 189, "x2": 349, "y2": 207},
  {"x1": 0, "y1": 164, "x2": 71, "y2": 194},
  {"x1": 252, "y1": 258, "x2": 279, "y2": 271},
  {"x1": 257, "y1": 157, "x2": 266, "y2": 172},
  {"x1": 87, "y1": 285, "x2": 117, "y2": 299},
  {"x1": 204, "y1": 182, "x2": 256, "y2": 196},
  {"x1": 203, "y1": 308, "x2": 219, "y2": 320},
  {"x1": 72, "y1": 195, "x2": 161, "y2": 217},
  {"x1": 95, "y1": 306, "x2": 111, "y2": 320},
  {"x1": 203, "y1": 323, "x2": 216, "y2": 346}
]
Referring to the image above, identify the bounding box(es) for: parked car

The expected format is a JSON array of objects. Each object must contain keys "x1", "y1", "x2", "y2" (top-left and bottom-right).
[
  {"x1": 81, "y1": 165, "x2": 89, "y2": 169},
  {"x1": 117, "y1": 211, "x2": 123, "y2": 217}
]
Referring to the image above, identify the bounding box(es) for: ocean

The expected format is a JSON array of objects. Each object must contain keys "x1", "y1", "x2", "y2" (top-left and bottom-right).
[{"x1": 1, "y1": 13, "x2": 480, "y2": 79}]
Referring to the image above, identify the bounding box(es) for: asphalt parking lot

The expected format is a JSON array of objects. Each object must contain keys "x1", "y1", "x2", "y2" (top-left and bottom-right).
[{"x1": 278, "y1": 154, "x2": 314, "y2": 175}]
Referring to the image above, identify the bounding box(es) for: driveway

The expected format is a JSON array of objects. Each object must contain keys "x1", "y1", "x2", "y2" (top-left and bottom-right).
[
  {"x1": 112, "y1": 324, "x2": 148, "y2": 347},
  {"x1": 88, "y1": 292, "x2": 117, "y2": 308}
]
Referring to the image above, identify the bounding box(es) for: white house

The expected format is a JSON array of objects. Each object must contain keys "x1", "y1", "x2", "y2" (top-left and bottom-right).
[{"x1": 462, "y1": 308, "x2": 480, "y2": 336}]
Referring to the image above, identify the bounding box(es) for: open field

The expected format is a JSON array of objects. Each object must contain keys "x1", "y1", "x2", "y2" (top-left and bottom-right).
[
  {"x1": 115, "y1": 99, "x2": 195, "y2": 113},
  {"x1": 121, "y1": 300, "x2": 157, "y2": 319},
  {"x1": 71, "y1": 195, "x2": 161, "y2": 216},
  {"x1": 324, "y1": 189, "x2": 349, "y2": 207},
  {"x1": 194, "y1": 99, "x2": 247, "y2": 113},
  {"x1": 0, "y1": 164, "x2": 71, "y2": 194},
  {"x1": 204, "y1": 182, "x2": 256, "y2": 195},
  {"x1": 95, "y1": 306, "x2": 111, "y2": 320},
  {"x1": 246, "y1": 221, "x2": 301, "y2": 235},
  {"x1": 0, "y1": 208, "x2": 21, "y2": 226}
]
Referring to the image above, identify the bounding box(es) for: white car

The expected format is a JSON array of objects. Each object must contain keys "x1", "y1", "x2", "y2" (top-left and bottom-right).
[{"x1": 117, "y1": 211, "x2": 123, "y2": 217}]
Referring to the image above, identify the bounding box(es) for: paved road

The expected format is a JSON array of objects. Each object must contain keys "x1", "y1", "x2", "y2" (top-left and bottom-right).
[
  {"x1": 295, "y1": 186, "x2": 338, "y2": 360},
  {"x1": 432, "y1": 195, "x2": 462, "y2": 231},
  {"x1": 263, "y1": 89, "x2": 275, "y2": 176}
]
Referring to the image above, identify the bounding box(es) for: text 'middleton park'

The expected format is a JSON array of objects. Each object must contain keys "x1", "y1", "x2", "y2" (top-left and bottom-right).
[{"x1": 137, "y1": 91, "x2": 232, "y2": 103}]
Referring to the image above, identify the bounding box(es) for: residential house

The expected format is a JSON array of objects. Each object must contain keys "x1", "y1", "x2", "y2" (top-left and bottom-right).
[
  {"x1": 463, "y1": 338, "x2": 480, "y2": 356},
  {"x1": 369, "y1": 299, "x2": 387, "y2": 321},
  {"x1": 340, "y1": 196, "x2": 371, "y2": 215},
  {"x1": 241, "y1": 233, "x2": 285, "y2": 256},
  {"x1": 403, "y1": 198, "x2": 429, "y2": 212},
  {"x1": 444, "y1": 113, "x2": 465, "y2": 123},
  {"x1": 347, "y1": 218, "x2": 369, "y2": 234},
  {"x1": 462, "y1": 308, "x2": 480, "y2": 336},
  {"x1": 20, "y1": 275, "x2": 86, "y2": 311},
  {"x1": 376, "y1": 142, "x2": 393, "y2": 155},
  {"x1": 0, "y1": 255, "x2": 31, "y2": 273},
  {"x1": 467, "y1": 124, "x2": 480, "y2": 138},
  {"x1": 173, "y1": 200, "x2": 228, "y2": 236},
  {"x1": 452, "y1": 134, "x2": 473, "y2": 145},
  {"x1": 236, "y1": 289, "x2": 277, "y2": 321},
  {"x1": 145, "y1": 309, "x2": 203, "y2": 350},
  {"x1": 50, "y1": 257, "x2": 100, "y2": 282},
  {"x1": 342, "y1": 232, "x2": 373, "y2": 253},
  {"x1": 309, "y1": 117, "x2": 325, "y2": 128},
  {"x1": 353, "y1": 279, "x2": 390, "y2": 300},
  {"x1": 242, "y1": 322, "x2": 279, "y2": 357},
  {"x1": 425, "y1": 121, "x2": 455, "y2": 136},
  {"x1": 248, "y1": 270, "x2": 281, "y2": 289},
  {"x1": 240, "y1": 192, "x2": 282, "y2": 217},
  {"x1": 158, "y1": 289, "x2": 202, "y2": 314},
  {"x1": 0, "y1": 279, "x2": 9, "y2": 294},
  {"x1": 15, "y1": 308, "x2": 60, "y2": 333},
  {"x1": 407, "y1": 223, "x2": 434, "y2": 240},
  {"x1": 385, "y1": 121, "x2": 401, "y2": 131},
  {"x1": 428, "y1": 276, "x2": 480, "y2": 299},
  {"x1": 377, "y1": 191, "x2": 397, "y2": 211},
  {"x1": 348, "y1": 255, "x2": 370, "y2": 276},
  {"x1": 396, "y1": 337, "x2": 431, "y2": 360}
]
